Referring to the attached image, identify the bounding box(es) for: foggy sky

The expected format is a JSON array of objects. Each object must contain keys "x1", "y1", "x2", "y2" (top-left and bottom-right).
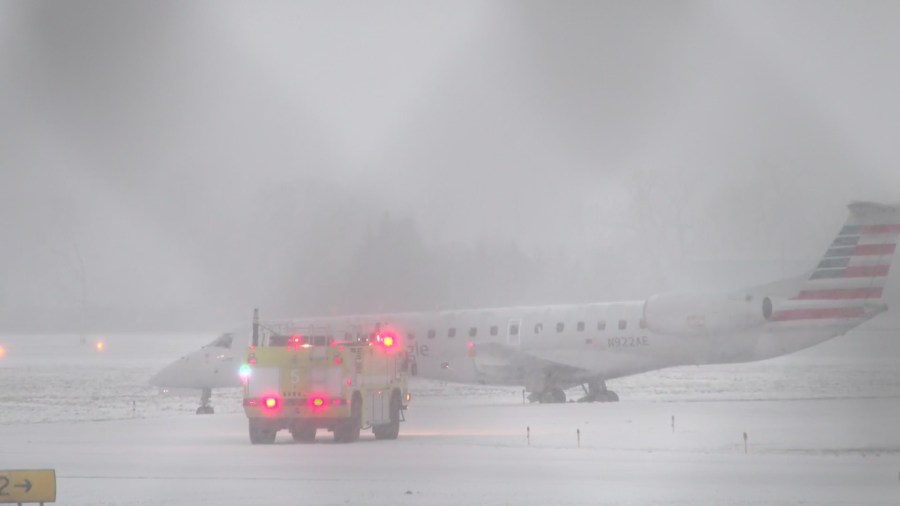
[{"x1": 3, "y1": 1, "x2": 900, "y2": 331}]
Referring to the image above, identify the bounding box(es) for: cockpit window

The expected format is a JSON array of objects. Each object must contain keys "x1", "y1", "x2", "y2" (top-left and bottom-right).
[{"x1": 203, "y1": 333, "x2": 234, "y2": 349}]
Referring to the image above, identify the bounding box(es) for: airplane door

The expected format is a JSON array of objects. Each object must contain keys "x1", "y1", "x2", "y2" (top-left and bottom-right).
[{"x1": 506, "y1": 319, "x2": 522, "y2": 346}]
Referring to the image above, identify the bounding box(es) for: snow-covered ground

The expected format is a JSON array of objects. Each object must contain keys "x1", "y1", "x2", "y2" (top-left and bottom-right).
[{"x1": 1, "y1": 333, "x2": 899, "y2": 505}]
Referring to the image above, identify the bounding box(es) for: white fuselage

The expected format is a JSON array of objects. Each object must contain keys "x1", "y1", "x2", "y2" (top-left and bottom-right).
[
  {"x1": 150, "y1": 297, "x2": 883, "y2": 393},
  {"x1": 286, "y1": 300, "x2": 878, "y2": 389}
]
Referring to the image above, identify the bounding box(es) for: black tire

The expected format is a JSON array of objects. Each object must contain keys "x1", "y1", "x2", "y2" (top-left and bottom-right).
[
  {"x1": 539, "y1": 388, "x2": 566, "y2": 403},
  {"x1": 249, "y1": 419, "x2": 276, "y2": 445},
  {"x1": 348, "y1": 392, "x2": 362, "y2": 442},
  {"x1": 291, "y1": 425, "x2": 316, "y2": 443},
  {"x1": 374, "y1": 390, "x2": 401, "y2": 440},
  {"x1": 334, "y1": 393, "x2": 362, "y2": 443},
  {"x1": 551, "y1": 387, "x2": 566, "y2": 403}
]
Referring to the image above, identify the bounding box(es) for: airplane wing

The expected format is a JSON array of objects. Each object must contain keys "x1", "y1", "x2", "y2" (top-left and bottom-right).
[{"x1": 472, "y1": 341, "x2": 589, "y2": 390}]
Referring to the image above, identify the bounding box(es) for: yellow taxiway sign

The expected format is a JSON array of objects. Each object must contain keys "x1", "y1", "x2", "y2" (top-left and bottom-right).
[{"x1": 0, "y1": 469, "x2": 56, "y2": 504}]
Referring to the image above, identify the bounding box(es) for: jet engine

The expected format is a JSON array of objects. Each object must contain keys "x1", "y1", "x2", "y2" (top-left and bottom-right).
[{"x1": 643, "y1": 292, "x2": 771, "y2": 337}]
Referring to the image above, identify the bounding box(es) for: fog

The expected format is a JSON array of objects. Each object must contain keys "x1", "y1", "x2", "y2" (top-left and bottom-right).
[{"x1": 3, "y1": 1, "x2": 900, "y2": 331}]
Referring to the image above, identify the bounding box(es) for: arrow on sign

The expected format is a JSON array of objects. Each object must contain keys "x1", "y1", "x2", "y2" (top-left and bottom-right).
[{"x1": 14, "y1": 479, "x2": 31, "y2": 493}]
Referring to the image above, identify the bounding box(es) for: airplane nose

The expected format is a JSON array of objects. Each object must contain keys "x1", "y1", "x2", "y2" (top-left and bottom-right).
[
  {"x1": 150, "y1": 357, "x2": 191, "y2": 387},
  {"x1": 149, "y1": 362, "x2": 175, "y2": 386}
]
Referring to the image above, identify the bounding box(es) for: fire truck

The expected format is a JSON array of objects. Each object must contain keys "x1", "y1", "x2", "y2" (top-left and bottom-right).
[{"x1": 241, "y1": 311, "x2": 411, "y2": 444}]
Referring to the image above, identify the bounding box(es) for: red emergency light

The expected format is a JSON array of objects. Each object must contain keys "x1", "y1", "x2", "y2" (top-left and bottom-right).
[
  {"x1": 262, "y1": 396, "x2": 279, "y2": 410},
  {"x1": 289, "y1": 334, "x2": 303, "y2": 349},
  {"x1": 310, "y1": 396, "x2": 326, "y2": 408},
  {"x1": 374, "y1": 331, "x2": 396, "y2": 347}
]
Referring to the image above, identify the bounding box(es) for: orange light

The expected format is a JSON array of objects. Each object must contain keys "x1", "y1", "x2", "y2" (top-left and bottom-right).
[
  {"x1": 264, "y1": 397, "x2": 278, "y2": 409},
  {"x1": 95, "y1": 340, "x2": 105, "y2": 351},
  {"x1": 383, "y1": 336, "x2": 394, "y2": 347},
  {"x1": 0, "y1": 345, "x2": 5, "y2": 358}
]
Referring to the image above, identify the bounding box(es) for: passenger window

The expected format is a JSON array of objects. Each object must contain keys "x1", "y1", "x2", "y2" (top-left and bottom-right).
[
  {"x1": 469, "y1": 327, "x2": 477, "y2": 337},
  {"x1": 510, "y1": 324, "x2": 519, "y2": 336},
  {"x1": 577, "y1": 321, "x2": 585, "y2": 332},
  {"x1": 598, "y1": 321, "x2": 606, "y2": 331},
  {"x1": 534, "y1": 323, "x2": 543, "y2": 334},
  {"x1": 618, "y1": 319, "x2": 627, "y2": 330},
  {"x1": 448, "y1": 328, "x2": 456, "y2": 338},
  {"x1": 428, "y1": 329, "x2": 436, "y2": 339},
  {"x1": 556, "y1": 322, "x2": 564, "y2": 333},
  {"x1": 490, "y1": 325, "x2": 498, "y2": 336}
]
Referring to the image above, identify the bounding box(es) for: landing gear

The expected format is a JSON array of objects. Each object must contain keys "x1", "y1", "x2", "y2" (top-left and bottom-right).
[
  {"x1": 544, "y1": 387, "x2": 567, "y2": 403},
  {"x1": 578, "y1": 380, "x2": 619, "y2": 403},
  {"x1": 527, "y1": 387, "x2": 567, "y2": 403},
  {"x1": 196, "y1": 388, "x2": 214, "y2": 414}
]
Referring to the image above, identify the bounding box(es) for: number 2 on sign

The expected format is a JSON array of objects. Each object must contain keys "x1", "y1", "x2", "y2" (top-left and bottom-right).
[{"x1": 0, "y1": 476, "x2": 8, "y2": 496}]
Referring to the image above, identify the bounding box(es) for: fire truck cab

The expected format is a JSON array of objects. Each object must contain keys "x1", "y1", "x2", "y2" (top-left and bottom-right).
[{"x1": 241, "y1": 313, "x2": 410, "y2": 444}]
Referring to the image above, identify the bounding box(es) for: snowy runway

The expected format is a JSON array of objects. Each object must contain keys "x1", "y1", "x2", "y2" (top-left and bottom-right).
[{"x1": 3, "y1": 398, "x2": 900, "y2": 505}]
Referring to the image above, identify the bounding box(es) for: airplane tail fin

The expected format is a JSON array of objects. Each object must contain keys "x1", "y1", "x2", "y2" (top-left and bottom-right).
[
  {"x1": 770, "y1": 201, "x2": 899, "y2": 322},
  {"x1": 799, "y1": 201, "x2": 899, "y2": 299}
]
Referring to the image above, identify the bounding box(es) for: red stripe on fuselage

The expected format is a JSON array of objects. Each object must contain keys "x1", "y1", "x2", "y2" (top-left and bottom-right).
[
  {"x1": 852, "y1": 244, "x2": 896, "y2": 256},
  {"x1": 860, "y1": 225, "x2": 900, "y2": 234},
  {"x1": 843, "y1": 265, "x2": 890, "y2": 277},
  {"x1": 770, "y1": 307, "x2": 866, "y2": 321},
  {"x1": 793, "y1": 287, "x2": 884, "y2": 300}
]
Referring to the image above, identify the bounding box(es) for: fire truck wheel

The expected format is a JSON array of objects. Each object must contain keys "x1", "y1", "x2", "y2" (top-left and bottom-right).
[
  {"x1": 249, "y1": 419, "x2": 276, "y2": 445},
  {"x1": 334, "y1": 392, "x2": 363, "y2": 443},
  {"x1": 348, "y1": 392, "x2": 362, "y2": 442},
  {"x1": 291, "y1": 425, "x2": 316, "y2": 443},
  {"x1": 374, "y1": 390, "x2": 401, "y2": 440}
]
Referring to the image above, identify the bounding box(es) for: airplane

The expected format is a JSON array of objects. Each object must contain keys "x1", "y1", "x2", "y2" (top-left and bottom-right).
[{"x1": 151, "y1": 201, "x2": 899, "y2": 413}]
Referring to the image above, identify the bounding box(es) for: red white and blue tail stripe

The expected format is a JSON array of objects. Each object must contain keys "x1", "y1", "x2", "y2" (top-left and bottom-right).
[{"x1": 770, "y1": 201, "x2": 899, "y2": 322}]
